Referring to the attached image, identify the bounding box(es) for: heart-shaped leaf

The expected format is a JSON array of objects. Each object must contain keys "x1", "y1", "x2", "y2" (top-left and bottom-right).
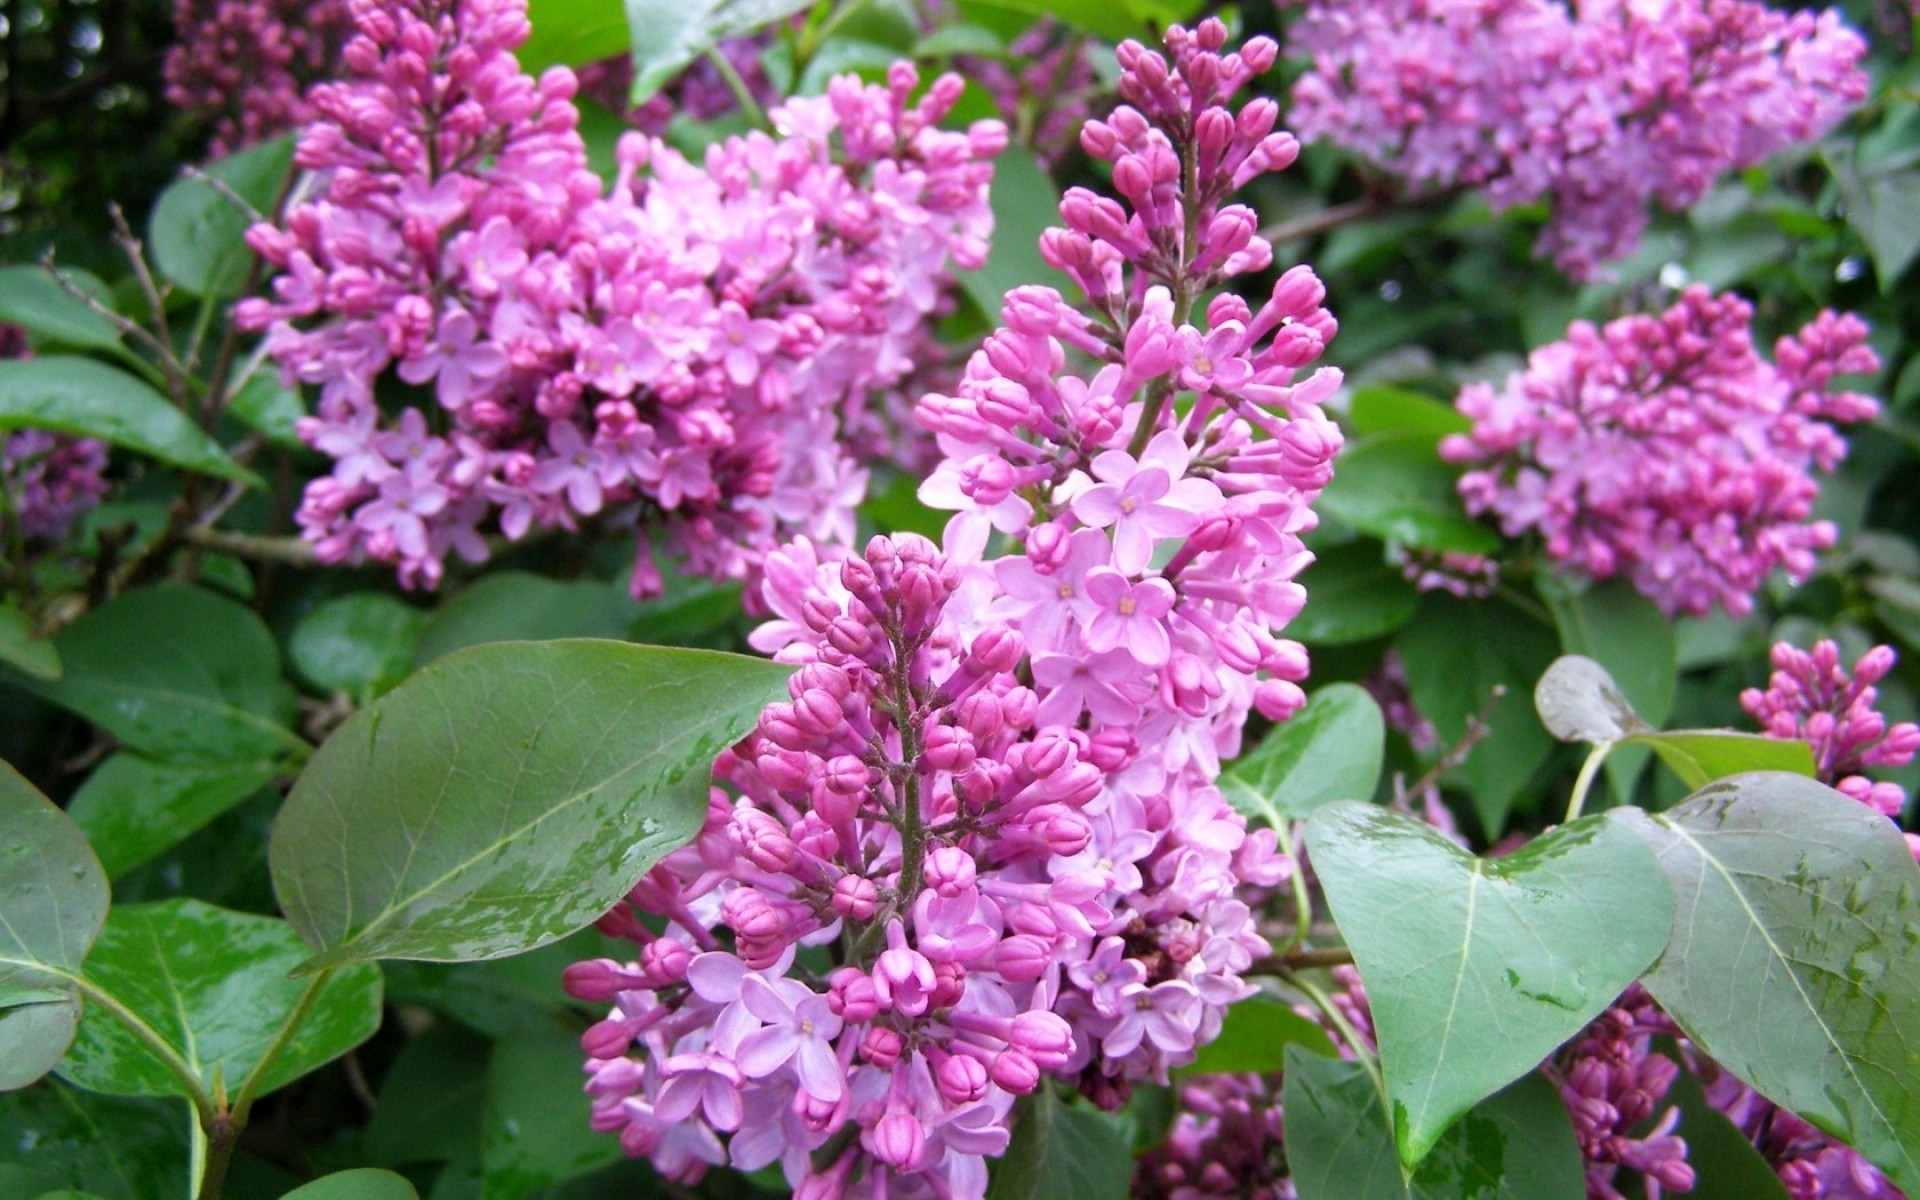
[
  {"x1": 0, "y1": 761, "x2": 108, "y2": 1091},
  {"x1": 1282, "y1": 1046, "x2": 1585, "y2": 1200},
  {"x1": 1612, "y1": 774, "x2": 1920, "y2": 1194},
  {"x1": 20, "y1": 586, "x2": 303, "y2": 763},
  {"x1": 270, "y1": 640, "x2": 793, "y2": 970},
  {"x1": 412, "y1": 572, "x2": 639, "y2": 666},
  {"x1": 1222, "y1": 684, "x2": 1385, "y2": 826},
  {"x1": 1534, "y1": 655, "x2": 1650, "y2": 745},
  {"x1": 1307, "y1": 801, "x2": 1673, "y2": 1167},
  {"x1": 59, "y1": 900, "x2": 382, "y2": 1102},
  {"x1": 0, "y1": 359, "x2": 257, "y2": 485},
  {"x1": 1540, "y1": 580, "x2": 1677, "y2": 804}
]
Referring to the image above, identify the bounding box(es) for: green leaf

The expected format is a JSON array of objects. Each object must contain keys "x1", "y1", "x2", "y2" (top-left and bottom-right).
[
  {"x1": 382, "y1": 927, "x2": 621, "y2": 1038},
  {"x1": 148, "y1": 138, "x2": 293, "y2": 298},
  {"x1": 1829, "y1": 159, "x2": 1920, "y2": 291},
  {"x1": 1318, "y1": 435, "x2": 1500, "y2": 556},
  {"x1": 0, "y1": 266, "x2": 121, "y2": 352},
  {"x1": 989, "y1": 1086, "x2": 1133, "y2": 1200},
  {"x1": 59, "y1": 899, "x2": 382, "y2": 1102},
  {"x1": 0, "y1": 1082, "x2": 190, "y2": 1200},
  {"x1": 1287, "y1": 543, "x2": 1420, "y2": 646},
  {"x1": 1283, "y1": 1046, "x2": 1585, "y2": 1200},
  {"x1": 20, "y1": 585, "x2": 303, "y2": 763},
  {"x1": 959, "y1": 0, "x2": 1149, "y2": 41},
  {"x1": 0, "y1": 604, "x2": 59, "y2": 682},
  {"x1": 413, "y1": 572, "x2": 639, "y2": 666},
  {"x1": 67, "y1": 755, "x2": 280, "y2": 879},
  {"x1": 0, "y1": 760, "x2": 108, "y2": 1091},
  {"x1": 1221, "y1": 683, "x2": 1384, "y2": 826},
  {"x1": 957, "y1": 147, "x2": 1060, "y2": 321},
  {"x1": 271, "y1": 640, "x2": 793, "y2": 969},
  {"x1": 0, "y1": 358, "x2": 257, "y2": 485},
  {"x1": 521, "y1": 0, "x2": 629, "y2": 70},
  {"x1": 1652, "y1": 1039, "x2": 1790, "y2": 1200},
  {"x1": 363, "y1": 1025, "x2": 487, "y2": 1167},
  {"x1": 1346, "y1": 386, "x2": 1472, "y2": 443},
  {"x1": 1612, "y1": 773, "x2": 1920, "y2": 1194},
  {"x1": 290, "y1": 593, "x2": 426, "y2": 702},
  {"x1": 481, "y1": 1026, "x2": 622, "y2": 1200},
  {"x1": 226, "y1": 375, "x2": 305, "y2": 449},
  {"x1": 280, "y1": 1170, "x2": 420, "y2": 1200},
  {"x1": 1533, "y1": 654, "x2": 1647, "y2": 746},
  {"x1": 627, "y1": 0, "x2": 813, "y2": 102},
  {"x1": 1179, "y1": 996, "x2": 1335, "y2": 1075},
  {"x1": 1395, "y1": 593, "x2": 1559, "y2": 835},
  {"x1": 1306, "y1": 802, "x2": 1672, "y2": 1168},
  {"x1": 1631, "y1": 730, "x2": 1816, "y2": 792}
]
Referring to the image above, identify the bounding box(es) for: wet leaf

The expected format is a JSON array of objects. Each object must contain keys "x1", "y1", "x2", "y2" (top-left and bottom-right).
[
  {"x1": 1613, "y1": 774, "x2": 1920, "y2": 1194},
  {"x1": 481, "y1": 1026, "x2": 621, "y2": 1200},
  {"x1": 1306, "y1": 802, "x2": 1672, "y2": 1168},
  {"x1": 0, "y1": 761, "x2": 107, "y2": 1091},
  {"x1": 0, "y1": 266, "x2": 121, "y2": 352},
  {"x1": 271, "y1": 640, "x2": 792, "y2": 969},
  {"x1": 1284, "y1": 1047, "x2": 1584, "y2": 1200},
  {"x1": 21, "y1": 586, "x2": 303, "y2": 763},
  {"x1": 1222, "y1": 683, "x2": 1385, "y2": 825},
  {"x1": 67, "y1": 755, "x2": 279, "y2": 880},
  {"x1": 0, "y1": 1082, "x2": 189, "y2": 1200},
  {"x1": 413, "y1": 572, "x2": 637, "y2": 666},
  {"x1": 1631, "y1": 731, "x2": 1814, "y2": 792},
  {"x1": 0, "y1": 359, "x2": 257, "y2": 485},
  {"x1": 59, "y1": 900, "x2": 382, "y2": 1101},
  {"x1": 1534, "y1": 655, "x2": 1648, "y2": 746},
  {"x1": 290, "y1": 593, "x2": 425, "y2": 702}
]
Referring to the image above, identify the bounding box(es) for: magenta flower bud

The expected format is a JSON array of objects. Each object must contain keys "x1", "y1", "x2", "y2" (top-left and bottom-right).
[
  {"x1": 995, "y1": 934, "x2": 1052, "y2": 983},
  {"x1": 759, "y1": 705, "x2": 813, "y2": 752},
  {"x1": 859, "y1": 1025, "x2": 903, "y2": 1067},
  {"x1": 639, "y1": 938, "x2": 692, "y2": 987},
  {"x1": 935, "y1": 1052, "x2": 989, "y2": 1104},
  {"x1": 969, "y1": 624, "x2": 1025, "y2": 673},
  {"x1": 1194, "y1": 108, "x2": 1234, "y2": 162},
  {"x1": 1022, "y1": 730, "x2": 1076, "y2": 779},
  {"x1": 734, "y1": 809, "x2": 798, "y2": 872},
  {"x1": 930, "y1": 961, "x2": 966, "y2": 1009},
  {"x1": 721, "y1": 889, "x2": 792, "y2": 969},
  {"x1": 920, "y1": 724, "x2": 976, "y2": 774},
  {"x1": 814, "y1": 781, "x2": 862, "y2": 826},
  {"x1": 754, "y1": 747, "x2": 811, "y2": 792},
  {"x1": 924, "y1": 846, "x2": 977, "y2": 897},
  {"x1": 955, "y1": 692, "x2": 1005, "y2": 742},
  {"x1": 832, "y1": 874, "x2": 881, "y2": 921},
  {"x1": 867, "y1": 1110, "x2": 925, "y2": 1171},
  {"x1": 793, "y1": 687, "x2": 846, "y2": 737},
  {"x1": 563, "y1": 958, "x2": 645, "y2": 1003},
  {"x1": 1010, "y1": 1011, "x2": 1074, "y2": 1066},
  {"x1": 1037, "y1": 808, "x2": 1093, "y2": 856},
  {"x1": 823, "y1": 754, "x2": 872, "y2": 795},
  {"x1": 581, "y1": 1017, "x2": 633, "y2": 1060},
  {"x1": 828, "y1": 968, "x2": 882, "y2": 1023},
  {"x1": 990, "y1": 1049, "x2": 1040, "y2": 1094},
  {"x1": 960, "y1": 454, "x2": 1019, "y2": 505}
]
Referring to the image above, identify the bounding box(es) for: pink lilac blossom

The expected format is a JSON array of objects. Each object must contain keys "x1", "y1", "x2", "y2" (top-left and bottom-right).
[
  {"x1": 1135, "y1": 1072, "x2": 1292, "y2": 1200},
  {"x1": 1742, "y1": 640, "x2": 1920, "y2": 847},
  {"x1": 165, "y1": 0, "x2": 357, "y2": 154},
  {"x1": 238, "y1": 0, "x2": 1001, "y2": 592},
  {"x1": 1285, "y1": 0, "x2": 1869, "y2": 279},
  {"x1": 961, "y1": 20, "x2": 1103, "y2": 168},
  {"x1": 573, "y1": 20, "x2": 1340, "y2": 1196},
  {"x1": 1440, "y1": 286, "x2": 1880, "y2": 619},
  {"x1": 1554, "y1": 985, "x2": 1695, "y2": 1199},
  {"x1": 1392, "y1": 546, "x2": 1499, "y2": 598},
  {"x1": 0, "y1": 326, "x2": 108, "y2": 545}
]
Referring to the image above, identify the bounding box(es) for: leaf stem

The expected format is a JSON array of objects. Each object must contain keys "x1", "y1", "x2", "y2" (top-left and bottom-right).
[
  {"x1": 1282, "y1": 967, "x2": 1386, "y2": 1102},
  {"x1": 1564, "y1": 740, "x2": 1614, "y2": 824},
  {"x1": 1275, "y1": 821, "x2": 1315, "y2": 957},
  {"x1": 62, "y1": 970, "x2": 216, "y2": 1121},
  {"x1": 704, "y1": 47, "x2": 767, "y2": 132}
]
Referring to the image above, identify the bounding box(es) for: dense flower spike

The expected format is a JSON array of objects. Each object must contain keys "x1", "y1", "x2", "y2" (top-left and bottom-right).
[
  {"x1": 1135, "y1": 1072, "x2": 1290, "y2": 1199},
  {"x1": 239, "y1": 0, "x2": 1002, "y2": 591},
  {"x1": 1743, "y1": 640, "x2": 1920, "y2": 839},
  {"x1": 1702, "y1": 1065, "x2": 1907, "y2": 1199},
  {"x1": 1286, "y1": 0, "x2": 1869, "y2": 278},
  {"x1": 0, "y1": 326, "x2": 107, "y2": 546},
  {"x1": 165, "y1": 0, "x2": 356, "y2": 153},
  {"x1": 1553, "y1": 986, "x2": 1694, "y2": 1199},
  {"x1": 1440, "y1": 286, "x2": 1879, "y2": 618},
  {"x1": 578, "y1": 20, "x2": 1337, "y2": 1195}
]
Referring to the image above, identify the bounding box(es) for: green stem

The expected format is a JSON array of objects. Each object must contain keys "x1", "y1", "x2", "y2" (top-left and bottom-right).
[
  {"x1": 1275, "y1": 821, "x2": 1315, "y2": 957},
  {"x1": 1564, "y1": 740, "x2": 1613, "y2": 824},
  {"x1": 63, "y1": 972, "x2": 215, "y2": 1121},
  {"x1": 1283, "y1": 967, "x2": 1386, "y2": 1102},
  {"x1": 230, "y1": 968, "x2": 331, "y2": 1122},
  {"x1": 705, "y1": 47, "x2": 767, "y2": 131}
]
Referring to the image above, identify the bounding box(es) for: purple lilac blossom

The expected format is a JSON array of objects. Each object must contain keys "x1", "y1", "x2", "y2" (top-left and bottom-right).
[
  {"x1": 1440, "y1": 286, "x2": 1880, "y2": 619},
  {"x1": 1285, "y1": 0, "x2": 1869, "y2": 279},
  {"x1": 164, "y1": 0, "x2": 357, "y2": 154},
  {"x1": 238, "y1": 0, "x2": 1001, "y2": 593},
  {"x1": 0, "y1": 326, "x2": 108, "y2": 545},
  {"x1": 572, "y1": 20, "x2": 1339, "y2": 1197}
]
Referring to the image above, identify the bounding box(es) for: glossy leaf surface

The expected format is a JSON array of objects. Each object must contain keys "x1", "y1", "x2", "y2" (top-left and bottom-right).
[
  {"x1": 0, "y1": 1083, "x2": 189, "y2": 1200},
  {"x1": 271, "y1": 640, "x2": 792, "y2": 968},
  {"x1": 1307, "y1": 802, "x2": 1672, "y2": 1167},
  {"x1": 148, "y1": 138, "x2": 292, "y2": 298},
  {"x1": 1222, "y1": 683, "x2": 1385, "y2": 825},
  {"x1": 480, "y1": 1025, "x2": 621, "y2": 1199},
  {"x1": 0, "y1": 266, "x2": 121, "y2": 352},
  {"x1": 289, "y1": 593, "x2": 425, "y2": 702},
  {"x1": 1614, "y1": 774, "x2": 1920, "y2": 1194},
  {"x1": 60, "y1": 900, "x2": 382, "y2": 1100},
  {"x1": 0, "y1": 359, "x2": 255, "y2": 485},
  {"x1": 67, "y1": 755, "x2": 279, "y2": 879},
  {"x1": 1179, "y1": 996, "x2": 1336, "y2": 1076},
  {"x1": 990, "y1": 1086, "x2": 1132, "y2": 1200}
]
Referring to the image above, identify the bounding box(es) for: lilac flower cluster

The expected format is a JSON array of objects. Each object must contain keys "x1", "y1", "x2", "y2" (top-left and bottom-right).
[
  {"x1": 1136, "y1": 1072, "x2": 1291, "y2": 1200},
  {"x1": 1, "y1": 431, "x2": 109, "y2": 545},
  {"x1": 1743, "y1": 640, "x2": 1920, "y2": 839},
  {"x1": 164, "y1": 0, "x2": 356, "y2": 154},
  {"x1": 1440, "y1": 286, "x2": 1880, "y2": 618},
  {"x1": 238, "y1": 0, "x2": 1001, "y2": 592},
  {"x1": 571, "y1": 21, "x2": 1342, "y2": 1196},
  {"x1": 1554, "y1": 985, "x2": 1694, "y2": 1199},
  {"x1": 1703, "y1": 1066, "x2": 1906, "y2": 1200},
  {"x1": 1285, "y1": 0, "x2": 1869, "y2": 278}
]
